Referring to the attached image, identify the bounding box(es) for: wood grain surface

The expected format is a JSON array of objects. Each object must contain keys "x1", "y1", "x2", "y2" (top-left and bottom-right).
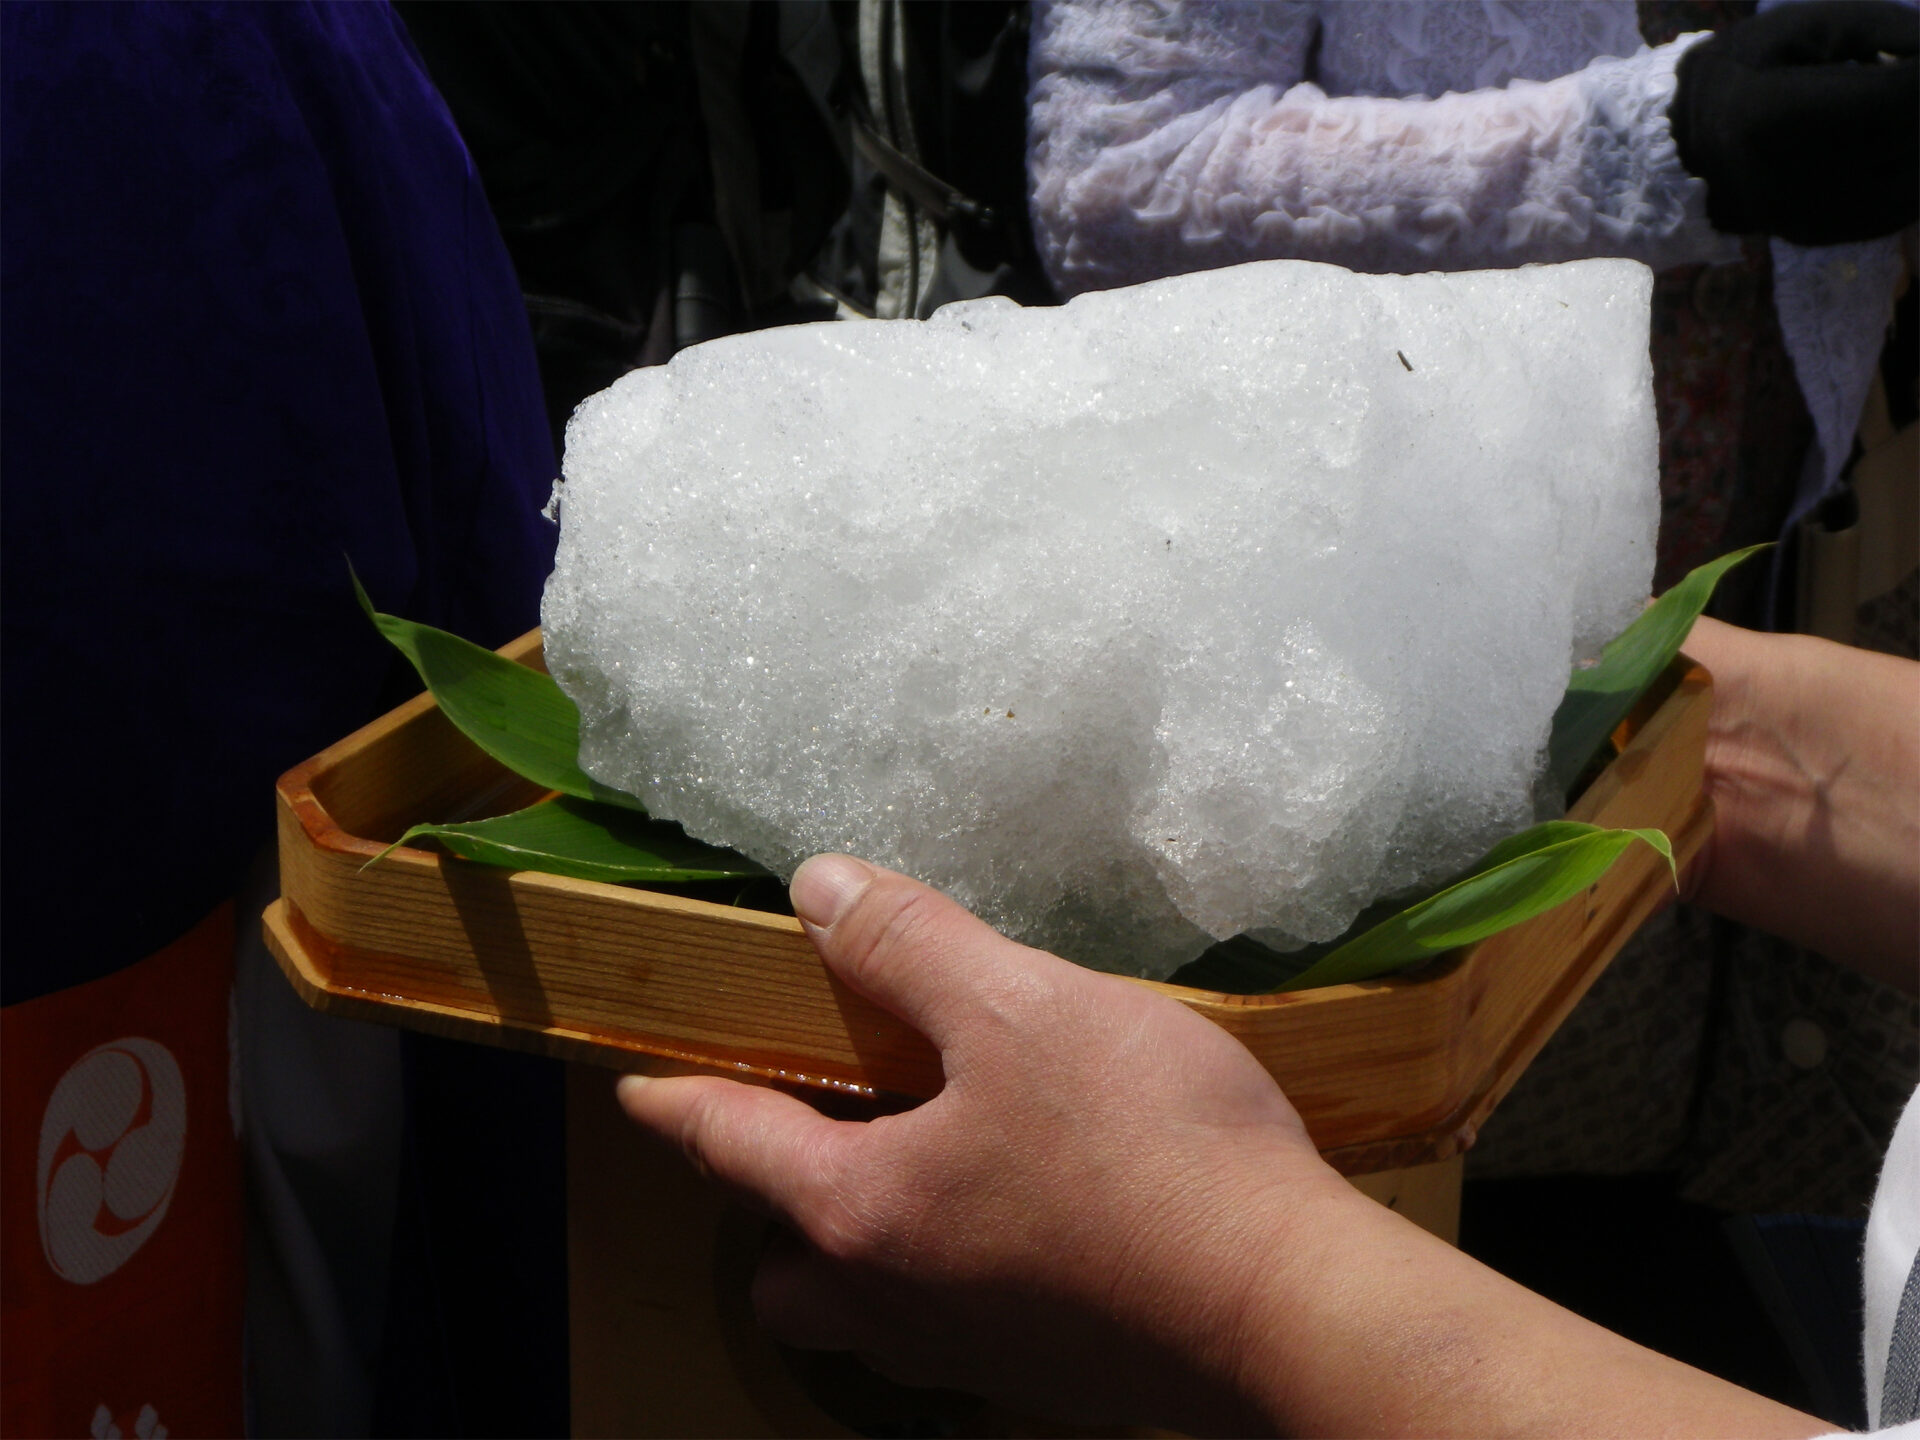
[{"x1": 268, "y1": 631, "x2": 1712, "y2": 1174}]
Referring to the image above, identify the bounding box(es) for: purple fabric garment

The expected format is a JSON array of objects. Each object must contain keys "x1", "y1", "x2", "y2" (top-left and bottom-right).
[{"x1": 1, "y1": 1, "x2": 558, "y2": 1003}]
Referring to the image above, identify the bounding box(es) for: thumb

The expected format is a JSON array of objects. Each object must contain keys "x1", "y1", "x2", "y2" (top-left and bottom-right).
[{"x1": 788, "y1": 854, "x2": 1077, "y2": 1054}]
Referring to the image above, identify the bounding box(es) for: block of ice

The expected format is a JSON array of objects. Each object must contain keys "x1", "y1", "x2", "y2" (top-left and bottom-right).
[{"x1": 542, "y1": 258, "x2": 1658, "y2": 979}]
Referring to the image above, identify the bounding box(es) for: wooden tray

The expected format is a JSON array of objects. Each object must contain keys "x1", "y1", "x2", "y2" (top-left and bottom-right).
[{"x1": 265, "y1": 632, "x2": 1711, "y2": 1175}]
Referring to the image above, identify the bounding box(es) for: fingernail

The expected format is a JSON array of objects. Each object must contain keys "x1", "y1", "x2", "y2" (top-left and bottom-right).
[
  {"x1": 616, "y1": 1074, "x2": 650, "y2": 1098},
  {"x1": 790, "y1": 854, "x2": 875, "y2": 929}
]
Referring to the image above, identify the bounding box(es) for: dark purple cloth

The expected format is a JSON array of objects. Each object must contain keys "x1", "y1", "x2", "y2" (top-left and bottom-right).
[
  {"x1": 3, "y1": 8, "x2": 571, "y2": 1432},
  {"x1": 2, "y1": 1, "x2": 558, "y2": 1003}
]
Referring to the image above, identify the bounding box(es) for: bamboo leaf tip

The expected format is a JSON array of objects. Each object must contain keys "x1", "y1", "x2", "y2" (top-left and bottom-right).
[{"x1": 346, "y1": 557, "x2": 379, "y2": 621}]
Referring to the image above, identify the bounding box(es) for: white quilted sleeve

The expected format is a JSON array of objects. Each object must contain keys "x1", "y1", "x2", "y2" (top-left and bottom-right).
[{"x1": 1028, "y1": 0, "x2": 1739, "y2": 295}]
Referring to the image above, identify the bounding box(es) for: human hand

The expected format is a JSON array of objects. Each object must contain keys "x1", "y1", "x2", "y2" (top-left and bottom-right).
[
  {"x1": 616, "y1": 854, "x2": 1353, "y2": 1433},
  {"x1": 1670, "y1": 0, "x2": 1918, "y2": 245},
  {"x1": 618, "y1": 851, "x2": 1834, "y2": 1437},
  {"x1": 1680, "y1": 615, "x2": 1920, "y2": 991}
]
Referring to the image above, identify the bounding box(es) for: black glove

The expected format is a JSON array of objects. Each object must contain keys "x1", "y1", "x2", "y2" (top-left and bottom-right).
[{"x1": 1671, "y1": 0, "x2": 1918, "y2": 246}]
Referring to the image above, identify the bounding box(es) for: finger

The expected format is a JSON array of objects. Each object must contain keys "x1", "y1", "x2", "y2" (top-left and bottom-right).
[
  {"x1": 750, "y1": 1224, "x2": 874, "y2": 1352},
  {"x1": 788, "y1": 853, "x2": 1076, "y2": 1051},
  {"x1": 616, "y1": 1073, "x2": 841, "y2": 1218}
]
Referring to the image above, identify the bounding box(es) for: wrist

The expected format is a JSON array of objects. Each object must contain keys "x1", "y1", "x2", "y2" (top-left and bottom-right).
[
  {"x1": 1687, "y1": 620, "x2": 1920, "y2": 987},
  {"x1": 1216, "y1": 1172, "x2": 1829, "y2": 1439},
  {"x1": 1123, "y1": 1156, "x2": 1357, "y2": 1435},
  {"x1": 1210, "y1": 1169, "x2": 1405, "y2": 1435},
  {"x1": 1216, "y1": 1175, "x2": 1486, "y2": 1436},
  {"x1": 1582, "y1": 35, "x2": 1739, "y2": 269}
]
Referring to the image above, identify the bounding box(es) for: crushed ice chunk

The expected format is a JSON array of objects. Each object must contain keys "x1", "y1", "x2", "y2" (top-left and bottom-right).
[{"x1": 542, "y1": 259, "x2": 1658, "y2": 979}]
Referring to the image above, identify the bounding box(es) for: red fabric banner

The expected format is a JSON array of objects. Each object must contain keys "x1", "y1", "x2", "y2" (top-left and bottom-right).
[{"x1": 2, "y1": 905, "x2": 244, "y2": 1439}]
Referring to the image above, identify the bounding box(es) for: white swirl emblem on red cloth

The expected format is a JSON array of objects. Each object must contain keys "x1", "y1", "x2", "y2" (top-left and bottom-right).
[{"x1": 36, "y1": 1039, "x2": 186, "y2": 1284}]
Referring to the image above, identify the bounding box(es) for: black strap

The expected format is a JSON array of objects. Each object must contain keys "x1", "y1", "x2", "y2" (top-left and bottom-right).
[{"x1": 850, "y1": 115, "x2": 998, "y2": 235}]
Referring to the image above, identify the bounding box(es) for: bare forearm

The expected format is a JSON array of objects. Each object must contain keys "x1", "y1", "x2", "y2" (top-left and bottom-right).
[
  {"x1": 1230, "y1": 1181, "x2": 1822, "y2": 1439},
  {"x1": 1215, "y1": 623, "x2": 1916, "y2": 1434},
  {"x1": 1683, "y1": 617, "x2": 1920, "y2": 993}
]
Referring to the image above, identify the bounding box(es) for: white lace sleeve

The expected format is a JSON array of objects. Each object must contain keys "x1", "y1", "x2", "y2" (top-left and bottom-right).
[{"x1": 1028, "y1": 0, "x2": 1739, "y2": 296}]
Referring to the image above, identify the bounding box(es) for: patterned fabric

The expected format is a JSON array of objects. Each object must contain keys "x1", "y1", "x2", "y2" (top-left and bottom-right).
[
  {"x1": 1880, "y1": 1196, "x2": 1920, "y2": 1424},
  {"x1": 1318, "y1": 1, "x2": 1645, "y2": 95},
  {"x1": 1860, "y1": 570, "x2": 1920, "y2": 660},
  {"x1": 1474, "y1": 910, "x2": 1919, "y2": 1221},
  {"x1": 1648, "y1": 239, "x2": 1813, "y2": 601},
  {"x1": 0, "y1": 909, "x2": 243, "y2": 1440},
  {"x1": 1683, "y1": 934, "x2": 1920, "y2": 1215},
  {"x1": 1863, "y1": 1084, "x2": 1920, "y2": 1428},
  {"x1": 1472, "y1": 906, "x2": 1719, "y2": 1177},
  {"x1": 1884, "y1": 1249, "x2": 1920, "y2": 1424},
  {"x1": 1028, "y1": 0, "x2": 1736, "y2": 294},
  {"x1": 1772, "y1": 236, "x2": 1909, "y2": 523}
]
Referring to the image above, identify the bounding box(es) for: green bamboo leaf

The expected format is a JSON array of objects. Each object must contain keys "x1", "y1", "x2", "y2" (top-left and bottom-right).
[
  {"x1": 376, "y1": 795, "x2": 768, "y2": 884},
  {"x1": 1462, "y1": 819, "x2": 1602, "y2": 876},
  {"x1": 351, "y1": 566, "x2": 643, "y2": 811},
  {"x1": 1270, "y1": 823, "x2": 1673, "y2": 993},
  {"x1": 1547, "y1": 544, "x2": 1768, "y2": 795},
  {"x1": 1173, "y1": 821, "x2": 1613, "y2": 994}
]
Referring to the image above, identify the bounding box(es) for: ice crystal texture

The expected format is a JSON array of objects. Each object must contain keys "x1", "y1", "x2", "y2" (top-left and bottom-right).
[{"x1": 543, "y1": 259, "x2": 1657, "y2": 978}]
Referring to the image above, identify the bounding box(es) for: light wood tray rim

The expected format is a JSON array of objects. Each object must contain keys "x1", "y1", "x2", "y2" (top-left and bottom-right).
[{"x1": 269, "y1": 627, "x2": 1713, "y2": 1171}]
